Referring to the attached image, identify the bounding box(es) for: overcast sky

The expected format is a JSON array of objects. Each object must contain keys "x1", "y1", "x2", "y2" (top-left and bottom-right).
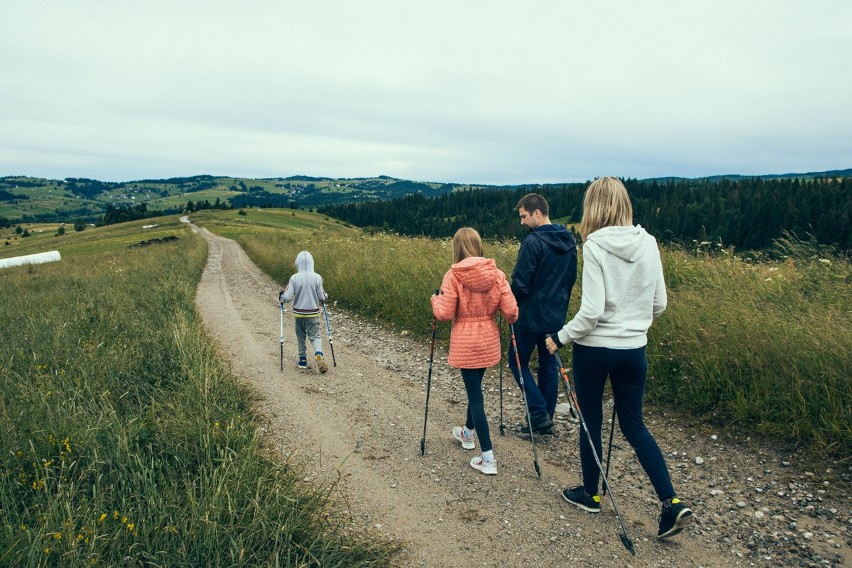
[{"x1": 2, "y1": 2, "x2": 850, "y2": 185}]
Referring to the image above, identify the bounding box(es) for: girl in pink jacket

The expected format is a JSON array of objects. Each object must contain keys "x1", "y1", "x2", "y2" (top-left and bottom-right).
[{"x1": 431, "y1": 228, "x2": 519, "y2": 475}]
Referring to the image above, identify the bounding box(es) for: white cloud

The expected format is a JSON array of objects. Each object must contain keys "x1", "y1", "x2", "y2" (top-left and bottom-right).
[{"x1": 1, "y1": 1, "x2": 850, "y2": 183}]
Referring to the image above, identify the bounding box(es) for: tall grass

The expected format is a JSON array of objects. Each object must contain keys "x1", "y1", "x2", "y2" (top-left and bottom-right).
[
  {"x1": 653, "y1": 240, "x2": 851, "y2": 457},
  {"x1": 194, "y1": 209, "x2": 851, "y2": 461},
  {"x1": 0, "y1": 218, "x2": 396, "y2": 566}
]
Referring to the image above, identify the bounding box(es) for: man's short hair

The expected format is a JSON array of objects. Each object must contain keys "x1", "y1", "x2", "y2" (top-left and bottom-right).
[{"x1": 515, "y1": 193, "x2": 549, "y2": 217}]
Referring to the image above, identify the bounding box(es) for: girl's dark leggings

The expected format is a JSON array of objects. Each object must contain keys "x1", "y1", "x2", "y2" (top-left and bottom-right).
[
  {"x1": 572, "y1": 343, "x2": 674, "y2": 501},
  {"x1": 461, "y1": 367, "x2": 492, "y2": 453}
]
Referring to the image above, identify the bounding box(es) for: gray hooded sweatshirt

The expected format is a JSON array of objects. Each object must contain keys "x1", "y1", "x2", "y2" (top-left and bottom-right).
[
  {"x1": 556, "y1": 225, "x2": 667, "y2": 349},
  {"x1": 282, "y1": 251, "x2": 328, "y2": 317}
]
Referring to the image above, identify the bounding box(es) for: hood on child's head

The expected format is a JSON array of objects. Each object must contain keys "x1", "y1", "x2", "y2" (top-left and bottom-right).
[{"x1": 295, "y1": 251, "x2": 314, "y2": 273}]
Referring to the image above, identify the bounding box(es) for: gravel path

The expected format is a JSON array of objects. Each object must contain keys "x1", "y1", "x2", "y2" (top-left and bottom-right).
[{"x1": 188, "y1": 221, "x2": 850, "y2": 567}]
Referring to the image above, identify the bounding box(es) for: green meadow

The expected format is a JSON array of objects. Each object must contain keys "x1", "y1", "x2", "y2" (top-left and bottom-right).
[
  {"x1": 0, "y1": 217, "x2": 397, "y2": 566},
  {"x1": 193, "y1": 208, "x2": 851, "y2": 462},
  {"x1": 1, "y1": 207, "x2": 848, "y2": 565}
]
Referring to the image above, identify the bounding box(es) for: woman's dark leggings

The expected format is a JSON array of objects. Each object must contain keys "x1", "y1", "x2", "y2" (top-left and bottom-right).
[
  {"x1": 572, "y1": 343, "x2": 674, "y2": 501},
  {"x1": 461, "y1": 368, "x2": 492, "y2": 453}
]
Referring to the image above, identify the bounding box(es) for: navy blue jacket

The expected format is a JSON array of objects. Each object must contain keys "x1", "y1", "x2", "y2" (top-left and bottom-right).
[{"x1": 510, "y1": 224, "x2": 577, "y2": 333}]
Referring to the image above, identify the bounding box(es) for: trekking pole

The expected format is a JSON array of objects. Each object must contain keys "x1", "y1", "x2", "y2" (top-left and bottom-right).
[
  {"x1": 279, "y1": 294, "x2": 285, "y2": 372},
  {"x1": 509, "y1": 323, "x2": 541, "y2": 479},
  {"x1": 602, "y1": 405, "x2": 616, "y2": 496},
  {"x1": 553, "y1": 350, "x2": 635, "y2": 556},
  {"x1": 498, "y1": 315, "x2": 505, "y2": 437},
  {"x1": 420, "y1": 314, "x2": 438, "y2": 456},
  {"x1": 321, "y1": 302, "x2": 337, "y2": 367}
]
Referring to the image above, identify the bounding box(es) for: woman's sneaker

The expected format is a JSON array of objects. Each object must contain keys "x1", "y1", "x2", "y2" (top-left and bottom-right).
[
  {"x1": 657, "y1": 499, "x2": 693, "y2": 539},
  {"x1": 470, "y1": 455, "x2": 497, "y2": 475},
  {"x1": 452, "y1": 426, "x2": 475, "y2": 450},
  {"x1": 561, "y1": 486, "x2": 601, "y2": 513}
]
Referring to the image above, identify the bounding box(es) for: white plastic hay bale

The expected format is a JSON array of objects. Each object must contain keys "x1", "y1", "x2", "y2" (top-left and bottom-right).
[{"x1": 0, "y1": 250, "x2": 62, "y2": 270}]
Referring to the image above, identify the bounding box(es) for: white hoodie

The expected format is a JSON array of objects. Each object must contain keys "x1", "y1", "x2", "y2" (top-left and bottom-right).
[
  {"x1": 556, "y1": 225, "x2": 666, "y2": 349},
  {"x1": 282, "y1": 251, "x2": 328, "y2": 317}
]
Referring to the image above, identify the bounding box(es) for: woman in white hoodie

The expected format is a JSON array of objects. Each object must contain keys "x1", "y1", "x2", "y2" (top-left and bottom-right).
[{"x1": 545, "y1": 177, "x2": 693, "y2": 539}]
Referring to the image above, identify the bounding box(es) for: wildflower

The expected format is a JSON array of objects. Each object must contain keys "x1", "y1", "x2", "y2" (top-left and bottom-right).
[
  {"x1": 44, "y1": 547, "x2": 50, "y2": 555},
  {"x1": 98, "y1": 513, "x2": 107, "y2": 523}
]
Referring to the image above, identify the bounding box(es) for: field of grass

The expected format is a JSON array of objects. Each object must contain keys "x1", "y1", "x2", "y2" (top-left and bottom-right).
[
  {"x1": 0, "y1": 216, "x2": 397, "y2": 566},
  {"x1": 192, "y1": 209, "x2": 851, "y2": 463},
  {"x1": 0, "y1": 182, "x2": 100, "y2": 219}
]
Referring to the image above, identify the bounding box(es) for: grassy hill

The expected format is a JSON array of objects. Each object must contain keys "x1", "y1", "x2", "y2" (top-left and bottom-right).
[
  {"x1": 3, "y1": 168, "x2": 849, "y2": 224},
  {"x1": 0, "y1": 174, "x2": 493, "y2": 224},
  {"x1": 1, "y1": 207, "x2": 848, "y2": 563}
]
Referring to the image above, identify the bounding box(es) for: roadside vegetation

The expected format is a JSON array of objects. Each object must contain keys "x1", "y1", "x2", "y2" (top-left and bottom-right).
[
  {"x1": 193, "y1": 209, "x2": 851, "y2": 463},
  {"x1": 0, "y1": 217, "x2": 397, "y2": 566}
]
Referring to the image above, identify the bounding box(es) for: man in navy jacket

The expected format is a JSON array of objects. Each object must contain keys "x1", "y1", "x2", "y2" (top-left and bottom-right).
[{"x1": 510, "y1": 193, "x2": 577, "y2": 434}]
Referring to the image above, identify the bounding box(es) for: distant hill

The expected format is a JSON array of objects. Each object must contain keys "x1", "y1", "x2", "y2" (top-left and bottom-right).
[
  {"x1": 646, "y1": 168, "x2": 852, "y2": 183},
  {"x1": 0, "y1": 169, "x2": 849, "y2": 224}
]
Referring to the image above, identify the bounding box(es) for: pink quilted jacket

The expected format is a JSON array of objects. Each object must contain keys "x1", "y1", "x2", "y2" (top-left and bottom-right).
[{"x1": 431, "y1": 257, "x2": 519, "y2": 369}]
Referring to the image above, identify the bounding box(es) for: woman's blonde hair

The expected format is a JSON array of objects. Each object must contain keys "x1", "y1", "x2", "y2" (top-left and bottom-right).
[
  {"x1": 452, "y1": 227, "x2": 483, "y2": 263},
  {"x1": 578, "y1": 176, "x2": 633, "y2": 239}
]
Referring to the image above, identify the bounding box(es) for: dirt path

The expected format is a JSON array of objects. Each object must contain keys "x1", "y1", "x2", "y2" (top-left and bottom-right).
[{"x1": 188, "y1": 221, "x2": 849, "y2": 568}]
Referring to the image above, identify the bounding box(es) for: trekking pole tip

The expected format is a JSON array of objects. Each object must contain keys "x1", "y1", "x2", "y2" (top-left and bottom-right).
[{"x1": 620, "y1": 533, "x2": 636, "y2": 556}]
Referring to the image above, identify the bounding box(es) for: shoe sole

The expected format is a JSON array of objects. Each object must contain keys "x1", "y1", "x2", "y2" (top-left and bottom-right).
[
  {"x1": 561, "y1": 491, "x2": 600, "y2": 513},
  {"x1": 470, "y1": 463, "x2": 497, "y2": 475},
  {"x1": 318, "y1": 362, "x2": 328, "y2": 373},
  {"x1": 658, "y1": 509, "x2": 693, "y2": 539}
]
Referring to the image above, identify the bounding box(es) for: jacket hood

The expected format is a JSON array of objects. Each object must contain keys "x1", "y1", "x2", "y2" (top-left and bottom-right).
[
  {"x1": 295, "y1": 251, "x2": 314, "y2": 272},
  {"x1": 585, "y1": 225, "x2": 656, "y2": 262},
  {"x1": 451, "y1": 257, "x2": 500, "y2": 293},
  {"x1": 531, "y1": 224, "x2": 576, "y2": 254}
]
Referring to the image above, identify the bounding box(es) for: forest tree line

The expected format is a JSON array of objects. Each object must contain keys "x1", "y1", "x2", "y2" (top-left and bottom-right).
[{"x1": 318, "y1": 177, "x2": 851, "y2": 251}]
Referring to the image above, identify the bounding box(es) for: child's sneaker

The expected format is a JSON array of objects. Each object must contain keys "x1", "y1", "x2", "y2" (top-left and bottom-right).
[
  {"x1": 470, "y1": 454, "x2": 497, "y2": 475},
  {"x1": 452, "y1": 426, "x2": 475, "y2": 450},
  {"x1": 316, "y1": 353, "x2": 328, "y2": 374},
  {"x1": 561, "y1": 486, "x2": 601, "y2": 513},
  {"x1": 657, "y1": 498, "x2": 693, "y2": 539},
  {"x1": 297, "y1": 357, "x2": 308, "y2": 370}
]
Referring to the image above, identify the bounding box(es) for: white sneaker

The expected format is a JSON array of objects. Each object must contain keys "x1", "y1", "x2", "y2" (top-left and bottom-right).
[
  {"x1": 452, "y1": 426, "x2": 475, "y2": 450},
  {"x1": 470, "y1": 455, "x2": 497, "y2": 475}
]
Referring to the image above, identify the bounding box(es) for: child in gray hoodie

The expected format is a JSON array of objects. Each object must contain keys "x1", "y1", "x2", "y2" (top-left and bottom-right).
[{"x1": 280, "y1": 250, "x2": 329, "y2": 373}]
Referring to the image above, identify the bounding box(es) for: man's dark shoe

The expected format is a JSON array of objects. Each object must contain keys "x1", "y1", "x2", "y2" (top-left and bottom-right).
[
  {"x1": 519, "y1": 423, "x2": 554, "y2": 435},
  {"x1": 519, "y1": 413, "x2": 554, "y2": 435},
  {"x1": 657, "y1": 498, "x2": 693, "y2": 539},
  {"x1": 562, "y1": 486, "x2": 600, "y2": 513}
]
